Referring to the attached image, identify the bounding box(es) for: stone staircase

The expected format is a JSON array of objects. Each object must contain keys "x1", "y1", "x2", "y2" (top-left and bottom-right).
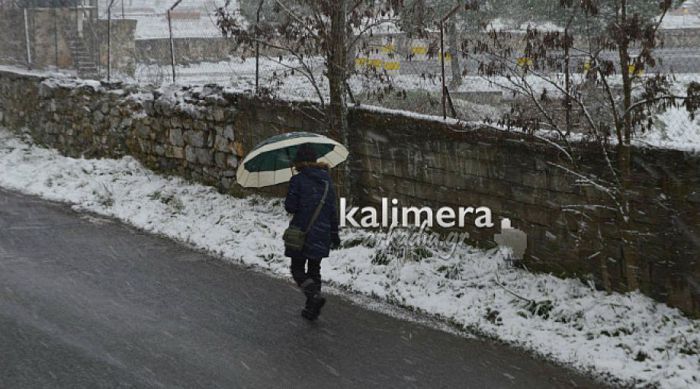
[{"x1": 65, "y1": 31, "x2": 100, "y2": 79}]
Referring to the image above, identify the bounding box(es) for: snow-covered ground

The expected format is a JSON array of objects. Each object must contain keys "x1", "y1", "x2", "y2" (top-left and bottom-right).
[
  {"x1": 0, "y1": 127, "x2": 698, "y2": 388},
  {"x1": 131, "y1": 59, "x2": 700, "y2": 151},
  {"x1": 638, "y1": 106, "x2": 700, "y2": 151},
  {"x1": 132, "y1": 57, "x2": 549, "y2": 102},
  {"x1": 661, "y1": 14, "x2": 700, "y2": 29},
  {"x1": 661, "y1": 0, "x2": 700, "y2": 29}
]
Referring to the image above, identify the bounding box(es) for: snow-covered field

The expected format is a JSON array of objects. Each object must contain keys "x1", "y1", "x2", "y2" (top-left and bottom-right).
[
  {"x1": 0, "y1": 127, "x2": 698, "y2": 388},
  {"x1": 135, "y1": 57, "x2": 438, "y2": 99},
  {"x1": 135, "y1": 57, "x2": 700, "y2": 99},
  {"x1": 661, "y1": 14, "x2": 700, "y2": 29}
]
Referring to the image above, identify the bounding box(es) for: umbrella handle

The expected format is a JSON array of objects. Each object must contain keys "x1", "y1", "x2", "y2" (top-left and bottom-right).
[{"x1": 285, "y1": 147, "x2": 295, "y2": 176}]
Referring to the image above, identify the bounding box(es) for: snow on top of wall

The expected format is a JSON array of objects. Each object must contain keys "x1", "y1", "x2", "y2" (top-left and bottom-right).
[
  {"x1": 0, "y1": 65, "x2": 72, "y2": 79},
  {"x1": 2, "y1": 65, "x2": 699, "y2": 153},
  {"x1": 484, "y1": 18, "x2": 564, "y2": 33}
]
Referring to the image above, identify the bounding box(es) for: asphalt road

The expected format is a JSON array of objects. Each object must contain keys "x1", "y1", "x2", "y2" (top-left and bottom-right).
[{"x1": 0, "y1": 188, "x2": 605, "y2": 389}]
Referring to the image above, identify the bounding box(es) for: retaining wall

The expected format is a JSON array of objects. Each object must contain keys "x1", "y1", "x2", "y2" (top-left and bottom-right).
[{"x1": 0, "y1": 68, "x2": 698, "y2": 316}]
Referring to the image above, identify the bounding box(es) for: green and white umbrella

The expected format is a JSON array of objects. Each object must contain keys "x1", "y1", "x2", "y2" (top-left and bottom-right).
[{"x1": 236, "y1": 132, "x2": 349, "y2": 188}]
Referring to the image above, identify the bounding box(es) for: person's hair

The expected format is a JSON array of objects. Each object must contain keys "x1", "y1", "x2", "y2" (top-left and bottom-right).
[
  {"x1": 293, "y1": 161, "x2": 330, "y2": 171},
  {"x1": 294, "y1": 144, "x2": 317, "y2": 161}
]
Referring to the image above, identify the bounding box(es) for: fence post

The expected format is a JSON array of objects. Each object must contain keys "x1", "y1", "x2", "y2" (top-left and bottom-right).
[
  {"x1": 255, "y1": 0, "x2": 264, "y2": 94},
  {"x1": 23, "y1": 7, "x2": 32, "y2": 69},
  {"x1": 168, "y1": 9, "x2": 175, "y2": 82},
  {"x1": 440, "y1": 20, "x2": 446, "y2": 120},
  {"x1": 107, "y1": 0, "x2": 116, "y2": 80},
  {"x1": 168, "y1": 0, "x2": 183, "y2": 83},
  {"x1": 53, "y1": 6, "x2": 58, "y2": 68},
  {"x1": 440, "y1": 4, "x2": 461, "y2": 120}
]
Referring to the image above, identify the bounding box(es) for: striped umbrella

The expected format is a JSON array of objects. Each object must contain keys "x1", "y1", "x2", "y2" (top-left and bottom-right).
[{"x1": 236, "y1": 132, "x2": 349, "y2": 188}]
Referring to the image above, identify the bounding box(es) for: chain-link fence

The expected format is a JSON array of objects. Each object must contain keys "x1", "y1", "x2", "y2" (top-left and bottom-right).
[
  {"x1": 1, "y1": 0, "x2": 699, "y2": 130},
  {"x1": 118, "y1": 0, "x2": 238, "y2": 85}
]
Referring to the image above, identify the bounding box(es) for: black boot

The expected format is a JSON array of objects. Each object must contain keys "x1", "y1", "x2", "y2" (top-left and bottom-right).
[
  {"x1": 302, "y1": 294, "x2": 326, "y2": 321},
  {"x1": 300, "y1": 279, "x2": 325, "y2": 321}
]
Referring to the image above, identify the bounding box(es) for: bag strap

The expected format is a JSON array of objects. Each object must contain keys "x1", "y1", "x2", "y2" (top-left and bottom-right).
[{"x1": 304, "y1": 181, "x2": 329, "y2": 233}]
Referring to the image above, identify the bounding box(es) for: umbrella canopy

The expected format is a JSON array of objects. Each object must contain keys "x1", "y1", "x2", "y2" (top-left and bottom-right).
[{"x1": 236, "y1": 132, "x2": 349, "y2": 188}]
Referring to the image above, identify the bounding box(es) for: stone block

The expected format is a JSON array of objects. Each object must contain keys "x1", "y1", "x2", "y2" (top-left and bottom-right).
[
  {"x1": 212, "y1": 107, "x2": 225, "y2": 122},
  {"x1": 172, "y1": 146, "x2": 185, "y2": 159},
  {"x1": 214, "y1": 152, "x2": 227, "y2": 168},
  {"x1": 223, "y1": 124, "x2": 234, "y2": 140},
  {"x1": 213, "y1": 135, "x2": 230, "y2": 152},
  {"x1": 227, "y1": 155, "x2": 239, "y2": 169},
  {"x1": 185, "y1": 145, "x2": 197, "y2": 163},
  {"x1": 195, "y1": 147, "x2": 214, "y2": 166},
  {"x1": 183, "y1": 130, "x2": 206, "y2": 147},
  {"x1": 169, "y1": 128, "x2": 184, "y2": 146}
]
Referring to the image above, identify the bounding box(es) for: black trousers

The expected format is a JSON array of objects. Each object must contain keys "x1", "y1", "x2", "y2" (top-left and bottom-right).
[{"x1": 290, "y1": 257, "x2": 322, "y2": 294}]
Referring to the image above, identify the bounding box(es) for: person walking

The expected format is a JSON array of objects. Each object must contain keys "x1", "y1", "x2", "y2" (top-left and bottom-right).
[{"x1": 284, "y1": 144, "x2": 340, "y2": 321}]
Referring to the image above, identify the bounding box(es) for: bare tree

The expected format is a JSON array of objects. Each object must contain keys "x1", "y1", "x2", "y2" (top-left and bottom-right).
[
  {"x1": 464, "y1": 0, "x2": 699, "y2": 289},
  {"x1": 217, "y1": 0, "x2": 402, "y2": 197}
]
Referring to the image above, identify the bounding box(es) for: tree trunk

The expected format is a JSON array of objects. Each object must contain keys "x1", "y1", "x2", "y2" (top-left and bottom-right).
[
  {"x1": 447, "y1": 20, "x2": 462, "y2": 89},
  {"x1": 616, "y1": 0, "x2": 638, "y2": 291},
  {"x1": 327, "y1": 0, "x2": 351, "y2": 199},
  {"x1": 564, "y1": 27, "x2": 572, "y2": 135}
]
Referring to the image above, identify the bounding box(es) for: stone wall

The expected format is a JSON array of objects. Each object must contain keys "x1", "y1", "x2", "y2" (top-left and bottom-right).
[
  {"x1": 348, "y1": 109, "x2": 700, "y2": 316},
  {"x1": 0, "y1": 68, "x2": 698, "y2": 317}
]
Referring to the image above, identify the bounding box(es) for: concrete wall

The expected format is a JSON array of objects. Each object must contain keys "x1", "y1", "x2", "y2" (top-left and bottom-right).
[
  {"x1": 134, "y1": 37, "x2": 291, "y2": 66},
  {"x1": 0, "y1": 8, "x2": 74, "y2": 69},
  {"x1": 28, "y1": 8, "x2": 76, "y2": 70},
  {"x1": 0, "y1": 68, "x2": 698, "y2": 317},
  {"x1": 136, "y1": 37, "x2": 236, "y2": 65},
  {"x1": 363, "y1": 29, "x2": 700, "y2": 62},
  {"x1": 660, "y1": 28, "x2": 700, "y2": 48},
  {"x1": 93, "y1": 18, "x2": 137, "y2": 76},
  {"x1": 0, "y1": 9, "x2": 29, "y2": 67},
  {"x1": 0, "y1": 8, "x2": 136, "y2": 76}
]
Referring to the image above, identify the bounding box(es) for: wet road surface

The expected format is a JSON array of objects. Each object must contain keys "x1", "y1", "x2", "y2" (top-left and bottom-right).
[{"x1": 0, "y1": 188, "x2": 606, "y2": 388}]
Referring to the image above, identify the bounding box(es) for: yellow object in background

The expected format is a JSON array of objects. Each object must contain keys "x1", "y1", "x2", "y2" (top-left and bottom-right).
[
  {"x1": 517, "y1": 57, "x2": 533, "y2": 68},
  {"x1": 628, "y1": 64, "x2": 644, "y2": 76},
  {"x1": 369, "y1": 58, "x2": 383, "y2": 68},
  {"x1": 411, "y1": 46, "x2": 428, "y2": 56},
  {"x1": 383, "y1": 61, "x2": 400, "y2": 71}
]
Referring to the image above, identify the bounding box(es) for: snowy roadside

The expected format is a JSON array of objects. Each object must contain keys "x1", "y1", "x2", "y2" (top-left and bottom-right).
[{"x1": 0, "y1": 128, "x2": 698, "y2": 388}]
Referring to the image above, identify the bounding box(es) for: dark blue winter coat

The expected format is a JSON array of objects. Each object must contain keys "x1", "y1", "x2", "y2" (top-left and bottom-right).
[{"x1": 284, "y1": 165, "x2": 339, "y2": 259}]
